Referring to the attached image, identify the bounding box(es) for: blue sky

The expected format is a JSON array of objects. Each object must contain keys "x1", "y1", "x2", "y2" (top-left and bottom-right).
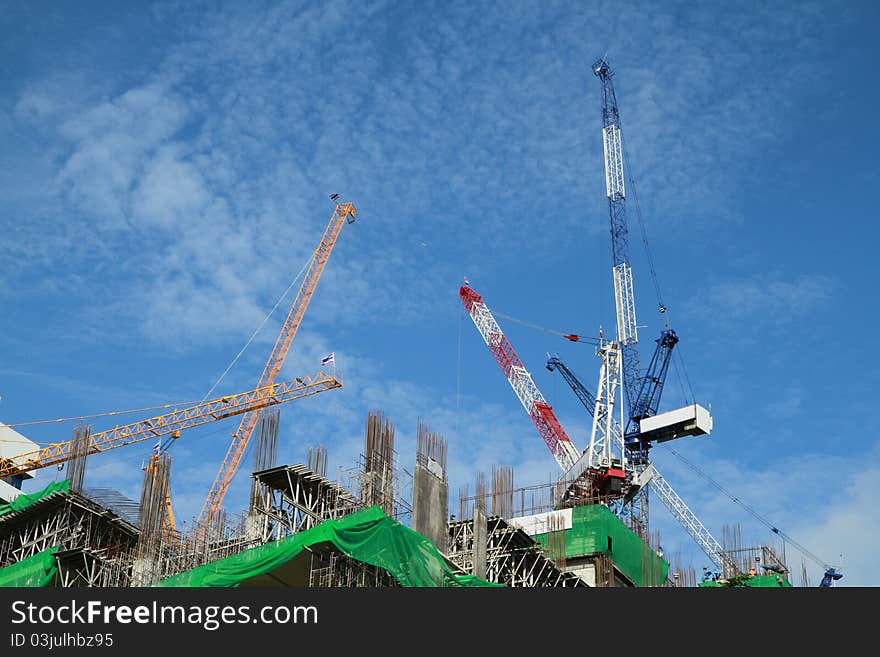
[{"x1": 2, "y1": 1, "x2": 878, "y2": 585}]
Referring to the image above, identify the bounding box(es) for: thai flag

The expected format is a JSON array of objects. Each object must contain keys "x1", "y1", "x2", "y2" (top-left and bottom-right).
[
  {"x1": 321, "y1": 352, "x2": 335, "y2": 367},
  {"x1": 329, "y1": 193, "x2": 340, "y2": 202},
  {"x1": 463, "y1": 277, "x2": 470, "y2": 285}
]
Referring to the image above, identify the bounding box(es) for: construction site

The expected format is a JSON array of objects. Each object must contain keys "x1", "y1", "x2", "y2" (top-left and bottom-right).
[{"x1": 0, "y1": 58, "x2": 843, "y2": 590}]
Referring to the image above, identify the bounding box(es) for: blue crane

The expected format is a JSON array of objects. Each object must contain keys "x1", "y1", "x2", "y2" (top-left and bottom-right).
[
  {"x1": 547, "y1": 343, "x2": 677, "y2": 466},
  {"x1": 593, "y1": 58, "x2": 643, "y2": 423},
  {"x1": 626, "y1": 328, "x2": 679, "y2": 460},
  {"x1": 592, "y1": 59, "x2": 713, "y2": 465},
  {"x1": 548, "y1": 328, "x2": 680, "y2": 465}
]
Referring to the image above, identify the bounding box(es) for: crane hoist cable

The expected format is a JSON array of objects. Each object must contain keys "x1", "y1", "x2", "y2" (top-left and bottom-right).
[
  {"x1": 158, "y1": 254, "x2": 314, "y2": 456},
  {"x1": 4, "y1": 252, "x2": 316, "y2": 448},
  {"x1": 663, "y1": 445, "x2": 837, "y2": 571},
  {"x1": 624, "y1": 160, "x2": 666, "y2": 319},
  {"x1": 192, "y1": 197, "x2": 357, "y2": 536},
  {"x1": 622, "y1": 141, "x2": 696, "y2": 405},
  {"x1": 1, "y1": 400, "x2": 215, "y2": 430},
  {"x1": 199, "y1": 254, "x2": 313, "y2": 404},
  {"x1": 491, "y1": 310, "x2": 602, "y2": 345}
]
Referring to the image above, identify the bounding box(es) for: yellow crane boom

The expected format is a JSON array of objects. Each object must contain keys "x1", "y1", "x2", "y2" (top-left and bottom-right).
[
  {"x1": 193, "y1": 198, "x2": 357, "y2": 532},
  {"x1": 0, "y1": 372, "x2": 341, "y2": 480}
]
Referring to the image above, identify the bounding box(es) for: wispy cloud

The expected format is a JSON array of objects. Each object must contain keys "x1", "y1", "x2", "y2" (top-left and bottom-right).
[
  {"x1": 686, "y1": 273, "x2": 835, "y2": 325},
  {"x1": 3, "y1": 0, "x2": 866, "y2": 582}
]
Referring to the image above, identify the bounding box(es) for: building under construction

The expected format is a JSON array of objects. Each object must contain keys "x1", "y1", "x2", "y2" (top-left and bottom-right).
[
  {"x1": 0, "y1": 409, "x2": 797, "y2": 588},
  {"x1": 0, "y1": 61, "x2": 836, "y2": 589}
]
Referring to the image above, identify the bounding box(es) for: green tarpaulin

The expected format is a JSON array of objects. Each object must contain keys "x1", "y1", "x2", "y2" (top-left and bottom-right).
[
  {"x1": 533, "y1": 504, "x2": 669, "y2": 587},
  {"x1": 157, "y1": 506, "x2": 501, "y2": 588},
  {"x1": 0, "y1": 546, "x2": 58, "y2": 587},
  {"x1": 0, "y1": 479, "x2": 69, "y2": 519},
  {"x1": 700, "y1": 574, "x2": 792, "y2": 587}
]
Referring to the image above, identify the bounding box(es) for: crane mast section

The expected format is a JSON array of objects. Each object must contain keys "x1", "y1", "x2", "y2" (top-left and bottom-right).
[
  {"x1": 613, "y1": 263, "x2": 638, "y2": 346},
  {"x1": 460, "y1": 286, "x2": 580, "y2": 471},
  {"x1": 587, "y1": 343, "x2": 623, "y2": 470},
  {"x1": 595, "y1": 60, "x2": 641, "y2": 417},
  {"x1": 603, "y1": 124, "x2": 626, "y2": 201},
  {"x1": 0, "y1": 373, "x2": 342, "y2": 479}
]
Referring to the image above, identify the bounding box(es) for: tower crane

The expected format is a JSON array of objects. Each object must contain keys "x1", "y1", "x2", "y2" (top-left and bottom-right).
[
  {"x1": 547, "y1": 354, "x2": 733, "y2": 573},
  {"x1": 0, "y1": 372, "x2": 342, "y2": 480},
  {"x1": 459, "y1": 284, "x2": 627, "y2": 492},
  {"x1": 593, "y1": 58, "x2": 642, "y2": 430},
  {"x1": 193, "y1": 196, "x2": 357, "y2": 534},
  {"x1": 592, "y1": 59, "x2": 713, "y2": 464}
]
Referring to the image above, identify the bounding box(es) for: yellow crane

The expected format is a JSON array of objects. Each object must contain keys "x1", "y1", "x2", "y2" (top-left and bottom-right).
[
  {"x1": 0, "y1": 372, "x2": 341, "y2": 480},
  {"x1": 193, "y1": 196, "x2": 357, "y2": 534}
]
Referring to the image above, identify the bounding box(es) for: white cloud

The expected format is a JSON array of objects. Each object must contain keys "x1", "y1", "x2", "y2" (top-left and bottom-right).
[
  {"x1": 58, "y1": 82, "x2": 189, "y2": 223},
  {"x1": 131, "y1": 144, "x2": 210, "y2": 228},
  {"x1": 687, "y1": 273, "x2": 835, "y2": 325},
  {"x1": 3, "y1": 2, "x2": 861, "y2": 578}
]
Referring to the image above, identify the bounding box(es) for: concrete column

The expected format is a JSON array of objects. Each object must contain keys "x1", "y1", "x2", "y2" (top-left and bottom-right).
[
  {"x1": 412, "y1": 462, "x2": 449, "y2": 552},
  {"x1": 473, "y1": 506, "x2": 487, "y2": 579}
]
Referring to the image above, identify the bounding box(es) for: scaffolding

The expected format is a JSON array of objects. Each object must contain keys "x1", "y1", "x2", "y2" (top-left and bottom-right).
[
  {"x1": 0, "y1": 488, "x2": 138, "y2": 580},
  {"x1": 447, "y1": 515, "x2": 586, "y2": 587},
  {"x1": 250, "y1": 464, "x2": 362, "y2": 542},
  {"x1": 307, "y1": 547, "x2": 399, "y2": 588}
]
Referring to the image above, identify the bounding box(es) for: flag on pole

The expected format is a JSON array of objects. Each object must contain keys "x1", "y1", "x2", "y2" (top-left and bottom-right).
[
  {"x1": 463, "y1": 277, "x2": 470, "y2": 286},
  {"x1": 321, "y1": 352, "x2": 335, "y2": 367},
  {"x1": 329, "y1": 193, "x2": 340, "y2": 202}
]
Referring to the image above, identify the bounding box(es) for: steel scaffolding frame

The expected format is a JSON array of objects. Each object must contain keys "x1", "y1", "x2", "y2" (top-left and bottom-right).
[
  {"x1": 250, "y1": 464, "x2": 362, "y2": 542},
  {"x1": 447, "y1": 516, "x2": 587, "y2": 587},
  {"x1": 0, "y1": 490, "x2": 138, "y2": 569}
]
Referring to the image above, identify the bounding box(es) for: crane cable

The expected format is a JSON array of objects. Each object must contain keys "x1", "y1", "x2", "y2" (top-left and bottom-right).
[
  {"x1": 1, "y1": 255, "x2": 315, "y2": 451},
  {"x1": 622, "y1": 136, "x2": 696, "y2": 404},
  {"x1": 492, "y1": 310, "x2": 602, "y2": 345},
  {"x1": 664, "y1": 445, "x2": 836, "y2": 571},
  {"x1": 0, "y1": 400, "x2": 211, "y2": 430},
  {"x1": 159, "y1": 252, "x2": 314, "y2": 455},
  {"x1": 623, "y1": 149, "x2": 832, "y2": 572},
  {"x1": 200, "y1": 256, "x2": 313, "y2": 402}
]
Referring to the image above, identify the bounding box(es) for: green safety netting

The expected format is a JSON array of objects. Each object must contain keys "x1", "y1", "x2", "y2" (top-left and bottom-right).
[
  {"x1": 699, "y1": 574, "x2": 792, "y2": 588},
  {"x1": 0, "y1": 546, "x2": 59, "y2": 587},
  {"x1": 533, "y1": 504, "x2": 669, "y2": 587},
  {"x1": 0, "y1": 479, "x2": 69, "y2": 519},
  {"x1": 157, "y1": 505, "x2": 502, "y2": 588}
]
